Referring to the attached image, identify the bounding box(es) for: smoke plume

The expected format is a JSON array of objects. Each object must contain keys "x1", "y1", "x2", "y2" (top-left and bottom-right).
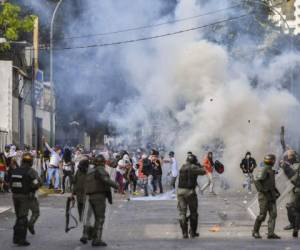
[{"x1": 21, "y1": 0, "x2": 300, "y2": 186}]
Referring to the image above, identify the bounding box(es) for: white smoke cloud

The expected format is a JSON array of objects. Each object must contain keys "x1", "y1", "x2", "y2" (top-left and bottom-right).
[
  {"x1": 22, "y1": 0, "x2": 300, "y2": 186},
  {"x1": 95, "y1": 0, "x2": 300, "y2": 186}
]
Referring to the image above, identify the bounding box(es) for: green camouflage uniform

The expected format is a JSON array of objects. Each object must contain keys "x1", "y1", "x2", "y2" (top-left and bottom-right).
[
  {"x1": 28, "y1": 169, "x2": 42, "y2": 234},
  {"x1": 177, "y1": 163, "x2": 206, "y2": 238},
  {"x1": 84, "y1": 164, "x2": 119, "y2": 246},
  {"x1": 73, "y1": 169, "x2": 87, "y2": 221},
  {"x1": 282, "y1": 162, "x2": 300, "y2": 236},
  {"x1": 11, "y1": 164, "x2": 41, "y2": 245},
  {"x1": 253, "y1": 163, "x2": 279, "y2": 237}
]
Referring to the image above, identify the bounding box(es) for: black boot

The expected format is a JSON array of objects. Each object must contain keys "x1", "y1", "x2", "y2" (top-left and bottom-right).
[
  {"x1": 267, "y1": 233, "x2": 281, "y2": 239},
  {"x1": 92, "y1": 228, "x2": 107, "y2": 247},
  {"x1": 293, "y1": 214, "x2": 300, "y2": 238},
  {"x1": 80, "y1": 226, "x2": 89, "y2": 244},
  {"x1": 189, "y1": 216, "x2": 199, "y2": 238},
  {"x1": 293, "y1": 230, "x2": 298, "y2": 238},
  {"x1": 252, "y1": 231, "x2": 262, "y2": 239},
  {"x1": 14, "y1": 217, "x2": 29, "y2": 243},
  {"x1": 17, "y1": 240, "x2": 31, "y2": 246},
  {"x1": 179, "y1": 219, "x2": 188, "y2": 239},
  {"x1": 252, "y1": 218, "x2": 262, "y2": 239}
]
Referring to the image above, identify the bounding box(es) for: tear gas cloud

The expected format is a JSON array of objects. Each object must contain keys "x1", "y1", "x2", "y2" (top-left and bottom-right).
[{"x1": 24, "y1": 0, "x2": 300, "y2": 186}]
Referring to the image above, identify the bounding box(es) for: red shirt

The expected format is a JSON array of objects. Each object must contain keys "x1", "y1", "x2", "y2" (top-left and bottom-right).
[
  {"x1": 203, "y1": 157, "x2": 213, "y2": 174},
  {"x1": 0, "y1": 163, "x2": 6, "y2": 172}
]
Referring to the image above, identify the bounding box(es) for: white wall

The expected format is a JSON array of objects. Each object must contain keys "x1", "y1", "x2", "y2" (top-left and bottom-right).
[{"x1": 0, "y1": 61, "x2": 13, "y2": 143}]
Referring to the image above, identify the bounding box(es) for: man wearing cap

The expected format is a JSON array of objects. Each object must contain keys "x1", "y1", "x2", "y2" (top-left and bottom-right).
[{"x1": 252, "y1": 154, "x2": 280, "y2": 239}]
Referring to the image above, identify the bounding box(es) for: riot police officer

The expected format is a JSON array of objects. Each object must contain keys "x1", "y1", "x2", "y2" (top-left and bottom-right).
[
  {"x1": 72, "y1": 157, "x2": 89, "y2": 222},
  {"x1": 10, "y1": 152, "x2": 41, "y2": 246},
  {"x1": 253, "y1": 154, "x2": 280, "y2": 239},
  {"x1": 177, "y1": 154, "x2": 206, "y2": 239},
  {"x1": 280, "y1": 150, "x2": 300, "y2": 237},
  {"x1": 83, "y1": 154, "x2": 119, "y2": 247}
]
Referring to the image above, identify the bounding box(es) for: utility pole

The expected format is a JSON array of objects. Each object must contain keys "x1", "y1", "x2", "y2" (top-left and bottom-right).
[
  {"x1": 32, "y1": 17, "x2": 39, "y2": 149},
  {"x1": 50, "y1": 0, "x2": 64, "y2": 146}
]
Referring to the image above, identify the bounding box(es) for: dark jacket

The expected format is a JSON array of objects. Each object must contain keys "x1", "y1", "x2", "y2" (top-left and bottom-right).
[
  {"x1": 240, "y1": 157, "x2": 257, "y2": 173},
  {"x1": 142, "y1": 158, "x2": 153, "y2": 176},
  {"x1": 152, "y1": 159, "x2": 162, "y2": 176},
  {"x1": 178, "y1": 163, "x2": 206, "y2": 189}
]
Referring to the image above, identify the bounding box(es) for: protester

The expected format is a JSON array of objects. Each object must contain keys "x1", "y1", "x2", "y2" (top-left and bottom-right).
[
  {"x1": 240, "y1": 152, "x2": 257, "y2": 194},
  {"x1": 200, "y1": 152, "x2": 216, "y2": 195},
  {"x1": 43, "y1": 137, "x2": 62, "y2": 191},
  {"x1": 151, "y1": 150, "x2": 163, "y2": 194},
  {"x1": 141, "y1": 153, "x2": 154, "y2": 196},
  {"x1": 115, "y1": 153, "x2": 129, "y2": 195},
  {"x1": 61, "y1": 148, "x2": 75, "y2": 194},
  {"x1": 164, "y1": 151, "x2": 178, "y2": 193}
]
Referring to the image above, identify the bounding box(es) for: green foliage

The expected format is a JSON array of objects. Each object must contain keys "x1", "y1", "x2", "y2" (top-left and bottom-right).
[{"x1": 0, "y1": 2, "x2": 36, "y2": 51}]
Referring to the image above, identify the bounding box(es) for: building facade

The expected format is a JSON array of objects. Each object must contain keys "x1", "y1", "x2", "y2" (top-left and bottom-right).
[
  {"x1": 0, "y1": 46, "x2": 55, "y2": 151},
  {"x1": 271, "y1": 0, "x2": 300, "y2": 35}
]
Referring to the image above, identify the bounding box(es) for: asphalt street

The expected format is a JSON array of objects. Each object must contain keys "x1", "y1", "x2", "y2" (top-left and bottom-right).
[{"x1": 0, "y1": 191, "x2": 299, "y2": 250}]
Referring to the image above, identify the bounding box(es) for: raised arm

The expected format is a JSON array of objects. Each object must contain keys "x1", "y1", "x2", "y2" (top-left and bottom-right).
[{"x1": 42, "y1": 137, "x2": 54, "y2": 154}]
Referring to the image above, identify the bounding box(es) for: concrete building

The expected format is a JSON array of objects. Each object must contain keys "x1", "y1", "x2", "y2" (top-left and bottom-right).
[
  {"x1": 0, "y1": 45, "x2": 54, "y2": 151},
  {"x1": 271, "y1": 0, "x2": 300, "y2": 35}
]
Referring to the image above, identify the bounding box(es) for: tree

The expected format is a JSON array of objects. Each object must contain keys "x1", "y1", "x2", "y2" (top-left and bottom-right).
[{"x1": 0, "y1": 2, "x2": 36, "y2": 51}]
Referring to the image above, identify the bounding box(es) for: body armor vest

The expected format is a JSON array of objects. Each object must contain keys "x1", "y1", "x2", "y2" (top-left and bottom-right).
[
  {"x1": 254, "y1": 165, "x2": 276, "y2": 192},
  {"x1": 85, "y1": 167, "x2": 106, "y2": 194},
  {"x1": 178, "y1": 164, "x2": 198, "y2": 189},
  {"x1": 11, "y1": 167, "x2": 32, "y2": 194}
]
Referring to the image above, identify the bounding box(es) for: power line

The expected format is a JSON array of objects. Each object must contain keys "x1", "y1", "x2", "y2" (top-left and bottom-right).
[
  {"x1": 55, "y1": 4, "x2": 242, "y2": 41},
  {"x1": 47, "y1": 12, "x2": 251, "y2": 51}
]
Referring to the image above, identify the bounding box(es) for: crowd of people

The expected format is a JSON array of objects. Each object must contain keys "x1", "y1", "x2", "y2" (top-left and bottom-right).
[
  {"x1": 0, "y1": 137, "x2": 265, "y2": 201},
  {"x1": 0, "y1": 139, "x2": 231, "y2": 199},
  {"x1": 3, "y1": 137, "x2": 300, "y2": 246}
]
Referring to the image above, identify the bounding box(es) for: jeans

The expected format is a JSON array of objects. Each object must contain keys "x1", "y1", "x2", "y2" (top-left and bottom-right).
[
  {"x1": 143, "y1": 175, "x2": 154, "y2": 196},
  {"x1": 47, "y1": 167, "x2": 60, "y2": 189},
  {"x1": 200, "y1": 173, "x2": 214, "y2": 193},
  {"x1": 170, "y1": 176, "x2": 177, "y2": 190},
  {"x1": 153, "y1": 174, "x2": 163, "y2": 193},
  {"x1": 62, "y1": 170, "x2": 73, "y2": 192},
  {"x1": 243, "y1": 173, "x2": 253, "y2": 192}
]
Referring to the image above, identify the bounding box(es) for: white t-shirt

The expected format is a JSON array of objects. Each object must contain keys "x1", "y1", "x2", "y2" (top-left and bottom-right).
[
  {"x1": 45, "y1": 143, "x2": 61, "y2": 167},
  {"x1": 170, "y1": 157, "x2": 178, "y2": 177},
  {"x1": 117, "y1": 159, "x2": 126, "y2": 175}
]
